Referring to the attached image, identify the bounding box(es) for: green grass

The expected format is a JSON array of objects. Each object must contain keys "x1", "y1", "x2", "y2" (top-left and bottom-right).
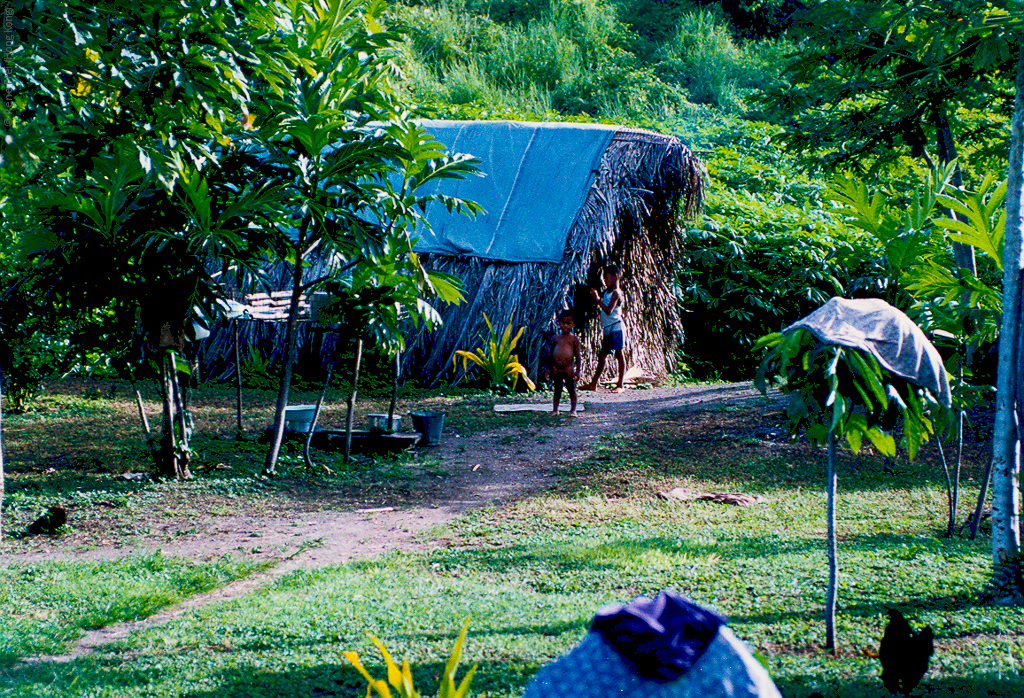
[
  {"x1": 1, "y1": 405, "x2": 1020, "y2": 697},
  {"x1": 0, "y1": 553, "x2": 264, "y2": 669}
]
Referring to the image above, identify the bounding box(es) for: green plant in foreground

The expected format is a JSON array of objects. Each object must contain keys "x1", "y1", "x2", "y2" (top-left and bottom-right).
[
  {"x1": 452, "y1": 314, "x2": 536, "y2": 392},
  {"x1": 343, "y1": 619, "x2": 476, "y2": 698}
]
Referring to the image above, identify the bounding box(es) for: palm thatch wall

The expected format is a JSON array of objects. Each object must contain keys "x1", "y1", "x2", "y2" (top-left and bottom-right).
[
  {"x1": 195, "y1": 256, "x2": 344, "y2": 384},
  {"x1": 404, "y1": 127, "x2": 704, "y2": 386},
  {"x1": 196, "y1": 125, "x2": 704, "y2": 388}
]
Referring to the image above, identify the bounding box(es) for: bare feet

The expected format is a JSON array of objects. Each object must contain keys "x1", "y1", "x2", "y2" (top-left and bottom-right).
[
  {"x1": 613, "y1": 386, "x2": 626, "y2": 393},
  {"x1": 549, "y1": 410, "x2": 559, "y2": 416},
  {"x1": 568, "y1": 410, "x2": 578, "y2": 417},
  {"x1": 579, "y1": 382, "x2": 598, "y2": 392}
]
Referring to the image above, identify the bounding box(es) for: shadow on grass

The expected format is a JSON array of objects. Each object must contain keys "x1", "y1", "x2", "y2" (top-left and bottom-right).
[
  {"x1": 426, "y1": 531, "x2": 987, "y2": 578},
  {"x1": 774, "y1": 674, "x2": 1024, "y2": 698},
  {"x1": 1, "y1": 653, "x2": 540, "y2": 698}
]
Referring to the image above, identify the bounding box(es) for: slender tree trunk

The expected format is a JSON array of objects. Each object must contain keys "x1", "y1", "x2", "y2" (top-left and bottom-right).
[
  {"x1": 937, "y1": 431, "x2": 956, "y2": 538},
  {"x1": 304, "y1": 363, "x2": 333, "y2": 473},
  {"x1": 825, "y1": 431, "x2": 839, "y2": 654},
  {"x1": 264, "y1": 243, "x2": 306, "y2": 476},
  {"x1": 345, "y1": 338, "x2": 363, "y2": 465},
  {"x1": 970, "y1": 459, "x2": 993, "y2": 540},
  {"x1": 168, "y1": 353, "x2": 191, "y2": 479},
  {"x1": 158, "y1": 353, "x2": 179, "y2": 479},
  {"x1": 1, "y1": 360, "x2": 6, "y2": 540},
  {"x1": 991, "y1": 46, "x2": 1024, "y2": 564}
]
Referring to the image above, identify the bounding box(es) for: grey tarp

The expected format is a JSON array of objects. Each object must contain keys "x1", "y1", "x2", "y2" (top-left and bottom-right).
[
  {"x1": 410, "y1": 120, "x2": 618, "y2": 263},
  {"x1": 784, "y1": 297, "x2": 952, "y2": 407}
]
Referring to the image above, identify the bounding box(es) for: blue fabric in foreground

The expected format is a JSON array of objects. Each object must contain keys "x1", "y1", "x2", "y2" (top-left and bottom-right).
[
  {"x1": 590, "y1": 590, "x2": 727, "y2": 681},
  {"x1": 409, "y1": 120, "x2": 618, "y2": 263}
]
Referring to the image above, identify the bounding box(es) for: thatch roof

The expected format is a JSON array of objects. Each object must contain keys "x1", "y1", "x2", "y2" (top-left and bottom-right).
[
  {"x1": 195, "y1": 121, "x2": 704, "y2": 387},
  {"x1": 404, "y1": 124, "x2": 704, "y2": 386}
]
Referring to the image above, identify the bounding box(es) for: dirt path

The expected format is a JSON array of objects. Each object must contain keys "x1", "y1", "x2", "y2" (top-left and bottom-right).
[{"x1": 14, "y1": 382, "x2": 772, "y2": 663}]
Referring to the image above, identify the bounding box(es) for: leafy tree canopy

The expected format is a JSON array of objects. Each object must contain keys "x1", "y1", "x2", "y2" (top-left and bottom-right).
[{"x1": 760, "y1": 0, "x2": 1021, "y2": 177}]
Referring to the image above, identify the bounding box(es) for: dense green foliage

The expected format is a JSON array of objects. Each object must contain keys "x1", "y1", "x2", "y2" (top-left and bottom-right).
[
  {"x1": 2, "y1": 0, "x2": 1016, "y2": 390},
  {"x1": 672, "y1": 120, "x2": 881, "y2": 380},
  {"x1": 763, "y1": 0, "x2": 1020, "y2": 176},
  {"x1": 391, "y1": 0, "x2": 789, "y2": 121}
]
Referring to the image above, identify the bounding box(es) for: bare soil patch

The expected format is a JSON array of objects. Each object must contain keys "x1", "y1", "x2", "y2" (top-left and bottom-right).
[{"x1": 2, "y1": 382, "x2": 775, "y2": 573}]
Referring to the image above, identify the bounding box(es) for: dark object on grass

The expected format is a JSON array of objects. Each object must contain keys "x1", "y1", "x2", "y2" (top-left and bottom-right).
[
  {"x1": 523, "y1": 590, "x2": 782, "y2": 697},
  {"x1": 879, "y1": 609, "x2": 934, "y2": 695},
  {"x1": 27, "y1": 505, "x2": 67, "y2": 535}
]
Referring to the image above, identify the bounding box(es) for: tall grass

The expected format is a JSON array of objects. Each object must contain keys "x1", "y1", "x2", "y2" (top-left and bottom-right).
[{"x1": 393, "y1": 0, "x2": 789, "y2": 121}]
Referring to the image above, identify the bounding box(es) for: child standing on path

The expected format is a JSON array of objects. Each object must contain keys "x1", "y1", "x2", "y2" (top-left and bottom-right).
[
  {"x1": 547, "y1": 309, "x2": 583, "y2": 416},
  {"x1": 580, "y1": 264, "x2": 626, "y2": 393}
]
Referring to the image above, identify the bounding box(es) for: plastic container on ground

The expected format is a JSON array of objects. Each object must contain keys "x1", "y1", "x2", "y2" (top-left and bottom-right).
[
  {"x1": 410, "y1": 411, "x2": 446, "y2": 446},
  {"x1": 284, "y1": 404, "x2": 317, "y2": 433},
  {"x1": 367, "y1": 413, "x2": 402, "y2": 432}
]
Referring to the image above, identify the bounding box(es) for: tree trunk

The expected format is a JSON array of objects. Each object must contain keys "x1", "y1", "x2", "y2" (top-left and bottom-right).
[
  {"x1": 387, "y1": 352, "x2": 400, "y2": 428},
  {"x1": 345, "y1": 338, "x2": 363, "y2": 465},
  {"x1": 168, "y1": 353, "x2": 192, "y2": 479},
  {"x1": 263, "y1": 243, "x2": 306, "y2": 476},
  {"x1": 157, "y1": 353, "x2": 180, "y2": 479},
  {"x1": 937, "y1": 432, "x2": 955, "y2": 537},
  {"x1": 825, "y1": 430, "x2": 839, "y2": 654},
  {"x1": 1, "y1": 360, "x2": 6, "y2": 540},
  {"x1": 991, "y1": 46, "x2": 1024, "y2": 564},
  {"x1": 304, "y1": 363, "x2": 333, "y2": 473}
]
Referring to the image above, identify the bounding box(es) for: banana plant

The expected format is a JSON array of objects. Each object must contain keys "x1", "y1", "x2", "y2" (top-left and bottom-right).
[{"x1": 452, "y1": 313, "x2": 537, "y2": 392}]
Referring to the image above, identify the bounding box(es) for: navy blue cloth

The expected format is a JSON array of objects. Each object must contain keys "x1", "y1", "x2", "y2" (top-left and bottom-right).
[{"x1": 590, "y1": 590, "x2": 726, "y2": 681}]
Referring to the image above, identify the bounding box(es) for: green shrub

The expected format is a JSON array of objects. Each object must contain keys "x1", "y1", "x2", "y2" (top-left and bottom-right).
[{"x1": 672, "y1": 120, "x2": 882, "y2": 381}]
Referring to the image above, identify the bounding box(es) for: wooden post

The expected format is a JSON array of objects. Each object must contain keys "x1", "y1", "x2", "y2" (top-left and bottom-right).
[
  {"x1": 387, "y1": 352, "x2": 400, "y2": 430},
  {"x1": 234, "y1": 318, "x2": 243, "y2": 439}
]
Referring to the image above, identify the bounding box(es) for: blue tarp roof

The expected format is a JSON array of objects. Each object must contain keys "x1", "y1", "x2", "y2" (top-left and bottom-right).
[{"x1": 410, "y1": 120, "x2": 618, "y2": 263}]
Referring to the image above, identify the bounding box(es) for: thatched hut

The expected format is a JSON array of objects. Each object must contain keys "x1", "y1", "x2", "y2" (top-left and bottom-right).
[
  {"x1": 402, "y1": 120, "x2": 704, "y2": 386},
  {"x1": 196, "y1": 120, "x2": 704, "y2": 387}
]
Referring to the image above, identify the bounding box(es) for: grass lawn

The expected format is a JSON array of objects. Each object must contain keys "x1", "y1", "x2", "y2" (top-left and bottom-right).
[{"x1": 1, "y1": 389, "x2": 1022, "y2": 697}]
